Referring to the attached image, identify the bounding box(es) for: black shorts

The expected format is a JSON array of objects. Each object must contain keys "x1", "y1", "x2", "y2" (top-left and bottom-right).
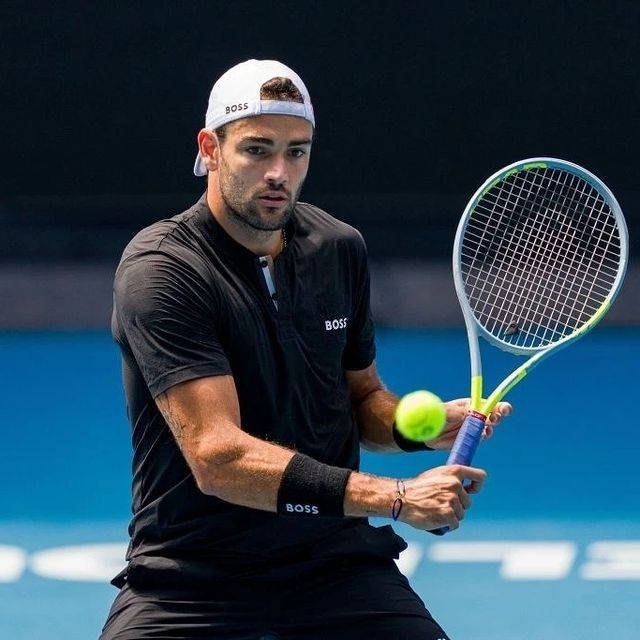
[{"x1": 99, "y1": 555, "x2": 450, "y2": 640}]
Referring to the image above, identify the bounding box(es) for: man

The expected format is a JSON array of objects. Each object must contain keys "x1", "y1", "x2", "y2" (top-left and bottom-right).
[{"x1": 101, "y1": 59, "x2": 511, "y2": 640}]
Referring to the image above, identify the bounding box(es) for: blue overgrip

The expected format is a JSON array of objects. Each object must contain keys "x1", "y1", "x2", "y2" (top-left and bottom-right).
[
  {"x1": 446, "y1": 412, "x2": 486, "y2": 465},
  {"x1": 430, "y1": 412, "x2": 486, "y2": 536}
]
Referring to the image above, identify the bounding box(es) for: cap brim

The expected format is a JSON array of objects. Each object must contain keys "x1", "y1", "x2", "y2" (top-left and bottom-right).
[{"x1": 193, "y1": 152, "x2": 207, "y2": 177}]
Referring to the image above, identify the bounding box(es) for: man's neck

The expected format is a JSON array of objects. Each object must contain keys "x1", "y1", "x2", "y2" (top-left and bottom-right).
[{"x1": 206, "y1": 189, "x2": 283, "y2": 258}]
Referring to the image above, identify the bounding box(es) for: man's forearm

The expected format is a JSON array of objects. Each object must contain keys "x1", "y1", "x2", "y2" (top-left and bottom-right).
[
  {"x1": 192, "y1": 427, "x2": 296, "y2": 511},
  {"x1": 343, "y1": 470, "x2": 397, "y2": 517},
  {"x1": 156, "y1": 377, "x2": 398, "y2": 518},
  {"x1": 189, "y1": 427, "x2": 397, "y2": 518},
  {"x1": 353, "y1": 387, "x2": 404, "y2": 452}
]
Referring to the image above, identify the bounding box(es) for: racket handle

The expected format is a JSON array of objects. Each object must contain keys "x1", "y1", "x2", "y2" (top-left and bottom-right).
[
  {"x1": 430, "y1": 411, "x2": 486, "y2": 536},
  {"x1": 446, "y1": 411, "x2": 486, "y2": 466}
]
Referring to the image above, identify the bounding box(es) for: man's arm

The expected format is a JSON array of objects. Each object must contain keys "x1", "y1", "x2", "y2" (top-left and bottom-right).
[
  {"x1": 156, "y1": 375, "x2": 295, "y2": 511},
  {"x1": 345, "y1": 362, "x2": 402, "y2": 452},
  {"x1": 156, "y1": 374, "x2": 484, "y2": 531}
]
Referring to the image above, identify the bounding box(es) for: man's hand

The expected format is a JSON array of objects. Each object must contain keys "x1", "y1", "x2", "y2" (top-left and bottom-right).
[
  {"x1": 400, "y1": 464, "x2": 487, "y2": 531},
  {"x1": 424, "y1": 398, "x2": 513, "y2": 451}
]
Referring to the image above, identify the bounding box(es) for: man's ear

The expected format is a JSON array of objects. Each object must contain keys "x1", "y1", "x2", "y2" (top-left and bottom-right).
[{"x1": 197, "y1": 129, "x2": 220, "y2": 172}]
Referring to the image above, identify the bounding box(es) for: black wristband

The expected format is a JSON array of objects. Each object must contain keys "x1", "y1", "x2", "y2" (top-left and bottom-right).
[
  {"x1": 277, "y1": 453, "x2": 352, "y2": 517},
  {"x1": 392, "y1": 422, "x2": 434, "y2": 452}
]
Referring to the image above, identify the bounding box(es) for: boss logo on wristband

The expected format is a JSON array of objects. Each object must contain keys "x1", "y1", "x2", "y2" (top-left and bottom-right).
[
  {"x1": 277, "y1": 454, "x2": 351, "y2": 518},
  {"x1": 285, "y1": 503, "x2": 320, "y2": 515}
]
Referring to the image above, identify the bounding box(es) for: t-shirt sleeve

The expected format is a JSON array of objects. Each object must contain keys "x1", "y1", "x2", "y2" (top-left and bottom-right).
[
  {"x1": 343, "y1": 232, "x2": 376, "y2": 371},
  {"x1": 113, "y1": 251, "x2": 232, "y2": 397}
]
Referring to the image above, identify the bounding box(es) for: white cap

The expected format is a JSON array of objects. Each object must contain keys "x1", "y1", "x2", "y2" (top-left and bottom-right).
[{"x1": 194, "y1": 59, "x2": 315, "y2": 176}]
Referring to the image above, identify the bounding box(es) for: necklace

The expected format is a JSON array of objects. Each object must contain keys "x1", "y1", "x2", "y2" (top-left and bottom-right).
[{"x1": 280, "y1": 229, "x2": 287, "y2": 252}]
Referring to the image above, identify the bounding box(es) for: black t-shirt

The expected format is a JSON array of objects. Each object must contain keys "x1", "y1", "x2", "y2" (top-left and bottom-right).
[{"x1": 111, "y1": 194, "x2": 405, "y2": 586}]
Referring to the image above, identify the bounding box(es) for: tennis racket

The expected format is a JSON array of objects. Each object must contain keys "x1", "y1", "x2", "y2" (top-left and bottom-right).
[{"x1": 432, "y1": 157, "x2": 628, "y2": 535}]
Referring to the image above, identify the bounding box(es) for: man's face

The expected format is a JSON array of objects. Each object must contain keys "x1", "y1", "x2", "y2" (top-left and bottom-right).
[{"x1": 215, "y1": 114, "x2": 313, "y2": 232}]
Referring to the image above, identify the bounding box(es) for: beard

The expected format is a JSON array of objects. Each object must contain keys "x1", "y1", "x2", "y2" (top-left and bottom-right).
[{"x1": 219, "y1": 158, "x2": 303, "y2": 233}]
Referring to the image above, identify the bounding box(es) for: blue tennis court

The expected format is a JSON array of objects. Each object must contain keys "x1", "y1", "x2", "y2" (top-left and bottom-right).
[{"x1": 2, "y1": 328, "x2": 639, "y2": 639}]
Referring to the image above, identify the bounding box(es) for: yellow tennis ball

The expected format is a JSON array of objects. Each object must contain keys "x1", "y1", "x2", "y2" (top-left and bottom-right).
[{"x1": 395, "y1": 390, "x2": 446, "y2": 442}]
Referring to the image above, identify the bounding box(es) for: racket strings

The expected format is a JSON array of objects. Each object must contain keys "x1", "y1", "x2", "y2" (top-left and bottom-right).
[
  {"x1": 519, "y1": 179, "x2": 615, "y2": 344},
  {"x1": 474, "y1": 172, "x2": 580, "y2": 343},
  {"x1": 469, "y1": 174, "x2": 617, "y2": 347},
  {"x1": 467, "y1": 170, "x2": 619, "y2": 346},
  {"x1": 464, "y1": 170, "x2": 579, "y2": 336},
  {"x1": 484, "y1": 172, "x2": 614, "y2": 342},
  {"x1": 461, "y1": 167, "x2": 621, "y2": 349}
]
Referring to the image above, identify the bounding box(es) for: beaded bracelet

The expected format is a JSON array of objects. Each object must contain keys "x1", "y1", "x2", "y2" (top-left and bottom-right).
[{"x1": 391, "y1": 478, "x2": 406, "y2": 521}]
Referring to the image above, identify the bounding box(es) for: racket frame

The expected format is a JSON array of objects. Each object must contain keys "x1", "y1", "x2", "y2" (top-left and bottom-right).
[{"x1": 452, "y1": 157, "x2": 629, "y2": 416}]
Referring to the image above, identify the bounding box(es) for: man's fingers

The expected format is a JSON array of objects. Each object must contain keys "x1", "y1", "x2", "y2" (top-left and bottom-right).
[
  {"x1": 456, "y1": 485, "x2": 471, "y2": 509},
  {"x1": 444, "y1": 400, "x2": 468, "y2": 426},
  {"x1": 490, "y1": 402, "x2": 513, "y2": 422},
  {"x1": 484, "y1": 402, "x2": 513, "y2": 436},
  {"x1": 449, "y1": 464, "x2": 487, "y2": 491},
  {"x1": 451, "y1": 498, "x2": 465, "y2": 521},
  {"x1": 448, "y1": 472, "x2": 472, "y2": 508},
  {"x1": 449, "y1": 464, "x2": 487, "y2": 481},
  {"x1": 465, "y1": 479, "x2": 483, "y2": 494}
]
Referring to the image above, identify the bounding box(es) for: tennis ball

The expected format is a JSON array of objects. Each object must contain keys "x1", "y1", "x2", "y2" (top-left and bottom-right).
[{"x1": 395, "y1": 390, "x2": 446, "y2": 442}]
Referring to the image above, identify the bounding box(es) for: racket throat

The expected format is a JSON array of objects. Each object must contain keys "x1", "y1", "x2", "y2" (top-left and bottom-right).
[{"x1": 470, "y1": 375, "x2": 483, "y2": 412}]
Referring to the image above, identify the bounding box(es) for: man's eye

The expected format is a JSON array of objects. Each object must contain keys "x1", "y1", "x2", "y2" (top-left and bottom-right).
[
  {"x1": 289, "y1": 149, "x2": 306, "y2": 158},
  {"x1": 246, "y1": 147, "x2": 265, "y2": 155}
]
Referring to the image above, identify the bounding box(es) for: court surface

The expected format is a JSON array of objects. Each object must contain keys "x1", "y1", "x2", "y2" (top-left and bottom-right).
[{"x1": 2, "y1": 328, "x2": 638, "y2": 639}]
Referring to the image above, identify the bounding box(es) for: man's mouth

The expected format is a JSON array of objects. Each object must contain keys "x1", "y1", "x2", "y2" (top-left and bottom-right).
[{"x1": 257, "y1": 191, "x2": 288, "y2": 207}]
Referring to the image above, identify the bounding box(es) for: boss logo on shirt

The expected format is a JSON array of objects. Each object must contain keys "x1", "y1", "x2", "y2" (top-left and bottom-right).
[
  {"x1": 325, "y1": 317, "x2": 348, "y2": 331},
  {"x1": 225, "y1": 102, "x2": 249, "y2": 114},
  {"x1": 285, "y1": 503, "x2": 320, "y2": 515}
]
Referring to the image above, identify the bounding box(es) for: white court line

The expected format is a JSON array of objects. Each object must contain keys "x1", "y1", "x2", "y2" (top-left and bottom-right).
[
  {"x1": 0, "y1": 545, "x2": 27, "y2": 582},
  {"x1": 395, "y1": 541, "x2": 424, "y2": 577},
  {"x1": 29, "y1": 543, "x2": 127, "y2": 582},
  {"x1": 428, "y1": 541, "x2": 577, "y2": 580},
  {"x1": 581, "y1": 541, "x2": 640, "y2": 580}
]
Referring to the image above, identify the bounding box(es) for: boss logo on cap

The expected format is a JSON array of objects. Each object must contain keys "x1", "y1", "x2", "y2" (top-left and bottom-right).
[{"x1": 225, "y1": 102, "x2": 249, "y2": 114}]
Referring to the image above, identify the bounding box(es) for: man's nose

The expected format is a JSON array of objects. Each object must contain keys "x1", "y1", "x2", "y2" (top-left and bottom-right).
[{"x1": 264, "y1": 153, "x2": 288, "y2": 187}]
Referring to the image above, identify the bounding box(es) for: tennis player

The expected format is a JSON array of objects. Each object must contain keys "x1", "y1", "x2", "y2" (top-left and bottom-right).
[{"x1": 101, "y1": 59, "x2": 511, "y2": 640}]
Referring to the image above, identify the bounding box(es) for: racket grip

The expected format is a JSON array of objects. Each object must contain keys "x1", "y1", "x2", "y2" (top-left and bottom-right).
[
  {"x1": 446, "y1": 411, "x2": 486, "y2": 466},
  {"x1": 430, "y1": 411, "x2": 486, "y2": 536}
]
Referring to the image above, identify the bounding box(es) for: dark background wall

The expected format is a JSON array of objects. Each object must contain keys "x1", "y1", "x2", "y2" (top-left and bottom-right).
[{"x1": 1, "y1": 1, "x2": 638, "y2": 325}]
